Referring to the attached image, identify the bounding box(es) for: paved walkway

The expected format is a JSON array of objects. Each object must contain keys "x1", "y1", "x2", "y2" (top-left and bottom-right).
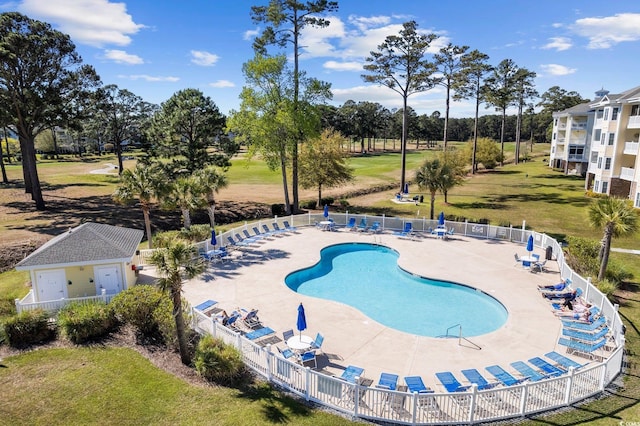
[{"x1": 142, "y1": 227, "x2": 584, "y2": 391}]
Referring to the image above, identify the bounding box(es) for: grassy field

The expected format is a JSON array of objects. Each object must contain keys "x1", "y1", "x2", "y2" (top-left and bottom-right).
[{"x1": 1, "y1": 143, "x2": 639, "y2": 425}]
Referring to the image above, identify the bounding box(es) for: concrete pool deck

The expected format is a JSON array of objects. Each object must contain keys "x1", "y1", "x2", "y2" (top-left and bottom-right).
[{"x1": 171, "y1": 226, "x2": 579, "y2": 391}]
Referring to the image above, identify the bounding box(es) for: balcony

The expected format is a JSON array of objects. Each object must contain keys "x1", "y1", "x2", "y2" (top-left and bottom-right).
[
  {"x1": 567, "y1": 155, "x2": 586, "y2": 162},
  {"x1": 571, "y1": 122, "x2": 588, "y2": 130},
  {"x1": 555, "y1": 137, "x2": 565, "y2": 144},
  {"x1": 620, "y1": 167, "x2": 636, "y2": 181},
  {"x1": 628, "y1": 116, "x2": 640, "y2": 129},
  {"x1": 624, "y1": 141, "x2": 639, "y2": 155}
]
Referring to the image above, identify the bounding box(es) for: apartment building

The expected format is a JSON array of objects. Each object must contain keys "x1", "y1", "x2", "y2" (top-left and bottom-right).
[{"x1": 550, "y1": 86, "x2": 640, "y2": 208}]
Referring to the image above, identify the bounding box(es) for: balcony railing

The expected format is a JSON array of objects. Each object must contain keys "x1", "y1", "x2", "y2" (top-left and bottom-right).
[
  {"x1": 620, "y1": 167, "x2": 636, "y2": 181},
  {"x1": 628, "y1": 115, "x2": 640, "y2": 129},
  {"x1": 624, "y1": 141, "x2": 639, "y2": 155},
  {"x1": 571, "y1": 122, "x2": 588, "y2": 129}
]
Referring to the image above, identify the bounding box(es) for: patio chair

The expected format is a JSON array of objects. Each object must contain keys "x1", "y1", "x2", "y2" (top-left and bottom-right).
[
  {"x1": 514, "y1": 253, "x2": 521, "y2": 266},
  {"x1": 558, "y1": 336, "x2": 609, "y2": 359},
  {"x1": 282, "y1": 329, "x2": 294, "y2": 342},
  {"x1": 244, "y1": 229, "x2": 263, "y2": 242},
  {"x1": 310, "y1": 332, "x2": 324, "y2": 354},
  {"x1": 225, "y1": 314, "x2": 244, "y2": 334},
  {"x1": 435, "y1": 371, "x2": 471, "y2": 392},
  {"x1": 252, "y1": 226, "x2": 271, "y2": 239},
  {"x1": 262, "y1": 224, "x2": 281, "y2": 237},
  {"x1": 404, "y1": 376, "x2": 433, "y2": 394},
  {"x1": 241, "y1": 309, "x2": 261, "y2": 329},
  {"x1": 460, "y1": 368, "x2": 500, "y2": 390},
  {"x1": 271, "y1": 223, "x2": 289, "y2": 234},
  {"x1": 345, "y1": 217, "x2": 356, "y2": 231},
  {"x1": 368, "y1": 221, "x2": 381, "y2": 234},
  {"x1": 562, "y1": 325, "x2": 609, "y2": 342},
  {"x1": 531, "y1": 260, "x2": 548, "y2": 273},
  {"x1": 245, "y1": 326, "x2": 274, "y2": 341},
  {"x1": 376, "y1": 372, "x2": 398, "y2": 390},
  {"x1": 283, "y1": 220, "x2": 298, "y2": 232},
  {"x1": 393, "y1": 222, "x2": 413, "y2": 239},
  {"x1": 561, "y1": 315, "x2": 606, "y2": 331},
  {"x1": 235, "y1": 233, "x2": 258, "y2": 245},
  {"x1": 485, "y1": 365, "x2": 528, "y2": 386},
  {"x1": 357, "y1": 218, "x2": 368, "y2": 232},
  {"x1": 276, "y1": 345, "x2": 295, "y2": 360},
  {"x1": 340, "y1": 365, "x2": 365, "y2": 383},
  {"x1": 298, "y1": 351, "x2": 317, "y2": 369}
]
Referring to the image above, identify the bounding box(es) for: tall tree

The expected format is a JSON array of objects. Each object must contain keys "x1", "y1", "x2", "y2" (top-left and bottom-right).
[
  {"x1": 94, "y1": 84, "x2": 149, "y2": 175},
  {"x1": 251, "y1": 0, "x2": 338, "y2": 214},
  {"x1": 113, "y1": 162, "x2": 165, "y2": 249},
  {"x1": 149, "y1": 240, "x2": 205, "y2": 365},
  {"x1": 512, "y1": 68, "x2": 537, "y2": 164},
  {"x1": 434, "y1": 43, "x2": 469, "y2": 151},
  {"x1": 0, "y1": 12, "x2": 100, "y2": 209},
  {"x1": 483, "y1": 59, "x2": 518, "y2": 166},
  {"x1": 193, "y1": 165, "x2": 228, "y2": 228},
  {"x1": 149, "y1": 88, "x2": 231, "y2": 174},
  {"x1": 299, "y1": 127, "x2": 354, "y2": 206},
  {"x1": 453, "y1": 50, "x2": 491, "y2": 174},
  {"x1": 588, "y1": 197, "x2": 639, "y2": 281},
  {"x1": 363, "y1": 21, "x2": 440, "y2": 192}
]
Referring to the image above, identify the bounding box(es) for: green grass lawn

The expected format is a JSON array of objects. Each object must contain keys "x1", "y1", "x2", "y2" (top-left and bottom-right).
[{"x1": 1, "y1": 142, "x2": 639, "y2": 425}]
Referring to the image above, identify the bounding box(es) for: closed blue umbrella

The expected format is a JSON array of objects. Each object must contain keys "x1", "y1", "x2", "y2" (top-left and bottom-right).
[
  {"x1": 404, "y1": 183, "x2": 409, "y2": 194},
  {"x1": 211, "y1": 229, "x2": 217, "y2": 248},
  {"x1": 526, "y1": 235, "x2": 534, "y2": 253},
  {"x1": 323, "y1": 204, "x2": 329, "y2": 218},
  {"x1": 297, "y1": 303, "x2": 307, "y2": 337},
  {"x1": 438, "y1": 211, "x2": 445, "y2": 227}
]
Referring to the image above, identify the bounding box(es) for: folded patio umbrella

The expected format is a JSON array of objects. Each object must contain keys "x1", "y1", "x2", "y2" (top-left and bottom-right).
[
  {"x1": 211, "y1": 229, "x2": 217, "y2": 248},
  {"x1": 526, "y1": 235, "x2": 534, "y2": 253},
  {"x1": 323, "y1": 204, "x2": 329, "y2": 218},
  {"x1": 297, "y1": 303, "x2": 307, "y2": 337}
]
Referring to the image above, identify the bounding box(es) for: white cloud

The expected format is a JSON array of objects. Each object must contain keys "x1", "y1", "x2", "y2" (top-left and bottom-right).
[
  {"x1": 209, "y1": 80, "x2": 235, "y2": 88},
  {"x1": 191, "y1": 50, "x2": 219, "y2": 66},
  {"x1": 323, "y1": 60, "x2": 363, "y2": 72},
  {"x1": 103, "y1": 49, "x2": 143, "y2": 64},
  {"x1": 119, "y1": 74, "x2": 180, "y2": 82},
  {"x1": 19, "y1": 0, "x2": 144, "y2": 47},
  {"x1": 540, "y1": 64, "x2": 576, "y2": 76},
  {"x1": 243, "y1": 27, "x2": 259, "y2": 40},
  {"x1": 572, "y1": 13, "x2": 640, "y2": 49},
  {"x1": 541, "y1": 37, "x2": 572, "y2": 51}
]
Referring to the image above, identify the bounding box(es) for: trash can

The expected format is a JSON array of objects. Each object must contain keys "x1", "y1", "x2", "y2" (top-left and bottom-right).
[{"x1": 545, "y1": 245, "x2": 553, "y2": 260}]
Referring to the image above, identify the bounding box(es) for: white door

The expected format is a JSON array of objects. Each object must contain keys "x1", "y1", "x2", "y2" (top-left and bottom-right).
[
  {"x1": 95, "y1": 266, "x2": 122, "y2": 295},
  {"x1": 37, "y1": 270, "x2": 67, "y2": 301}
]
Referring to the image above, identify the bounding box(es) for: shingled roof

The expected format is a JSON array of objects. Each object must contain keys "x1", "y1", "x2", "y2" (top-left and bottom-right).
[{"x1": 16, "y1": 222, "x2": 144, "y2": 269}]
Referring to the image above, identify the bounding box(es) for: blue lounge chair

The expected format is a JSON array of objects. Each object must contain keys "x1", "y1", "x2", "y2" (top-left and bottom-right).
[
  {"x1": 299, "y1": 351, "x2": 317, "y2": 369},
  {"x1": 461, "y1": 368, "x2": 499, "y2": 390},
  {"x1": 277, "y1": 346, "x2": 295, "y2": 359},
  {"x1": 262, "y1": 224, "x2": 280, "y2": 237},
  {"x1": 340, "y1": 365, "x2": 364, "y2": 383},
  {"x1": 272, "y1": 223, "x2": 289, "y2": 234},
  {"x1": 561, "y1": 315, "x2": 606, "y2": 331},
  {"x1": 207, "y1": 247, "x2": 229, "y2": 261},
  {"x1": 543, "y1": 287, "x2": 583, "y2": 300},
  {"x1": 227, "y1": 235, "x2": 249, "y2": 248},
  {"x1": 368, "y1": 221, "x2": 381, "y2": 234},
  {"x1": 393, "y1": 222, "x2": 413, "y2": 239},
  {"x1": 510, "y1": 361, "x2": 546, "y2": 382},
  {"x1": 528, "y1": 357, "x2": 565, "y2": 377},
  {"x1": 345, "y1": 217, "x2": 356, "y2": 231},
  {"x1": 544, "y1": 351, "x2": 585, "y2": 370},
  {"x1": 435, "y1": 371, "x2": 470, "y2": 392},
  {"x1": 252, "y1": 226, "x2": 270, "y2": 239},
  {"x1": 245, "y1": 326, "x2": 274, "y2": 340},
  {"x1": 558, "y1": 336, "x2": 608, "y2": 357},
  {"x1": 562, "y1": 326, "x2": 609, "y2": 342},
  {"x1": 282, "y1": 329, "x2": 294, "y2": 342},
  {"x1": 194, "y1": 299, "x2": 217, "y2": 312},
  {"x1": 357, "y1": 218, "x2": 368, "y2": 232},
  {"x1": 404, "y1": 376, "x2": 433, "y2": 393},
  {"x1": 236, "y1": 233, "x2": 258, "y2": 245},
  {"x1": 244, "y1": 229, "x2": 263, "y2": 241},
  {"x1": 377, "y1": 372, "x2": 399, "y2": 390},
  {"x1": 283, "y1": 220, "x2": 298, "y2": 232},
  {"x1": 485, "y1": 365, "x2": 528, "y2": 386}
]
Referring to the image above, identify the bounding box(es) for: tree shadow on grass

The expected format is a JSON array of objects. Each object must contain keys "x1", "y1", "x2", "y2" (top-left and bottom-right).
[{"x1": 237, "y1": 381, "x2": 313, "y2": 422}]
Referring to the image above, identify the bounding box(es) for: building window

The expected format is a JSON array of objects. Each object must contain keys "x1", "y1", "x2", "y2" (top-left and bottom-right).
[
  {"x1": 602, "y1": 181, "x2": 608, "y2": 194},
  {"x1": 569, "y1": 146, "x2": 584, "y2": 158},
  {"x1": 590, "y1": 152, "x2": 598, "y2": 163},
  {"x1": 603, "y1": 108, "x2": 609, "y2": 121},
  {"x1": 597, "y1": 157, "x2": 603, "y2": 169},
  {"x1": 632, "y1": 105, "x2": 640, "y2": 116},
  {"x1": 635, "y1": 192, "x2": 640, "y2": 208},
  {"x1": 596, "y1": 109, "x2": 604, "y2": 119},
  {"x1": 604, "y1": 157, "x2": 612, "y2": 170},
  {"x1": 608, "y1": 133, "x2": 615, "y2": 145},
  {"x1": 612, "y1": 107, "x2": 619, "y2": 120},
  {"x1": 594, "y1": 180, "x2": 600, "y2": 192},
  {"x1": 593, "y1": 129, "x2": 601, "y2": 142}
]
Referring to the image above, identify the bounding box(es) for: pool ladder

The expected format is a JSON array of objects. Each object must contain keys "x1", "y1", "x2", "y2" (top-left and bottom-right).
[{"x1": 443, "y1": 324, "x2": 482, "y2": 350}]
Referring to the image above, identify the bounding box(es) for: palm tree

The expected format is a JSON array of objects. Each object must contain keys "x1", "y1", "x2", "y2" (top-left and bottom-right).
[
  {"x1": 113, "y1": 162, "x2": 164, "y2": 249},
  {"x1": 164, "y1": 176, "x2": 204, "y2": 230},
  {"x1": 588, "y1": 197, "x2": 639, "y2": 280},
  {"x1": 149, "y1": 240, "x2": 205, "y2": 365},
  {"x1": 415, "y1": 158, "x2": 445, "y2": 220},
  {"x1": 193, "y1": 165, "x2": 228, "y2": 228}
]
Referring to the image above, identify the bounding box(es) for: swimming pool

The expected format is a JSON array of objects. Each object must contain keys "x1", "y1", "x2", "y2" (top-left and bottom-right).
[{"x1": 285, "y1": 243, "x2": 508, "y2": 337}]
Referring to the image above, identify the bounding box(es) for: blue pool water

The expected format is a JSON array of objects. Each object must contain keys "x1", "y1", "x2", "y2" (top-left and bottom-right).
[{"x1": 285, "y1": 243, "x2": 508, "y2": 337}]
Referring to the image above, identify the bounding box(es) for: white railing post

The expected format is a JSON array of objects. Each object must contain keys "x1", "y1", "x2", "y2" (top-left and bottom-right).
[
  {"x1": 305, "y1": 367, "x2": 311, "y2": 401},
  {"x1": 468, "y1": 384, "x2": 478, "y2": 423},
  {"x1": 14, "y1": 298, "x2": 21, "y2": 314},
  {"x1": 101, "y1": 288, "x2": 107, "y2": 303},
  {"x1": 265, "y1": 344, "x2": 272, "y2": 381},
  {"x1": 411, "y1": 392, "x2": 418, "y2": 423},
  {"x1": 565, "y1": 367, "x2": 575, "y2": 403},
  {"x1": 520, "y1": 382, "x2": 529, "y2": 415},
  {"x1": 353, "y1": 376, "x2": 360, "y2": 415}
]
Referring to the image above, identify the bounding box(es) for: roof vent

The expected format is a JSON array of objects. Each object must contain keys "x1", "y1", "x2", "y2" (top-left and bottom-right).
[{"x1": 595, "y1": 88, "x2": 609, "y2": 99}]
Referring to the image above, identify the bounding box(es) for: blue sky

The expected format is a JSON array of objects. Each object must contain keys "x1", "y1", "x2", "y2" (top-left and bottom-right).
[{"x1": 2, "y1": 0, "x2": 640, "y2": 118}]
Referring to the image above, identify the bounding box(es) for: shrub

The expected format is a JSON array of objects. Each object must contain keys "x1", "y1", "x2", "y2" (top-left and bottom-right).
[
  {"x1": 110, "y1": 285, "x2": 165, "y2": 336},
  {"x1": 193, "y1": 335, "x2": 245, "y2": 385},
  {"x1": 58, "y1": 301, "x2": 117, "y2": 344},
  {"x1": 153, "y1": 295, "x2": 194, "y2": 351},
  {"x1": 271, "y1": 203, "x2": 286, "y2": 216},
  {"x1": 153, "y1": 231, "x2": 182, "y2": 248},
  {"x1": 596, "y1": 279, "x2": 619, "y2": 299},
  {"x1": 300, "y1": 200, "x2": 317, "y2": 210},
  {"x1": 320, "y1": 197, "x2": 334, "y2": 206},
  {"x1": 563, "y1": 236, "x2": 600, "y2": 277},
  {"x1": 338, "y1": 199, "x2": 350, "y2": 208},
  {"x1": 2, "y1": 309, "x2": 56, "y2": 348},
  {"x1": 179, "y1": 224, "x2": 211, "y2": 243}
]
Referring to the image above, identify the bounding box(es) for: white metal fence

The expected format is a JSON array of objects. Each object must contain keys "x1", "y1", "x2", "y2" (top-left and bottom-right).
[{"x1": 15, "y1": 288, "x2": 115, "y2": 314}]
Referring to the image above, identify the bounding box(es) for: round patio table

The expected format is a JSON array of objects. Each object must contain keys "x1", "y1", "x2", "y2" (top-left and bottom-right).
[{"x1": 287, "y1": 335, "x2": 314, "y2": 351}]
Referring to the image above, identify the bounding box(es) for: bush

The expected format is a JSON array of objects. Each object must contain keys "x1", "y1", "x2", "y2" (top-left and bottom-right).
[
  {"x1": 338, "y1": 199, "x2": 350, "y2": 208},
  {"x1": 153, "y1": 231, "x2": 182, "y2": 248},
  {"x1": 193, "y1": 335, "x2": 245, "y2": 385},
  {"x1": 153, "y1": 295, "x2": 194, "y2": 351},
  {"x1": 110, "y1": 285, "x2": 165, "y2": 337},
  {"x1": 596, "y1": 279, "x2": 619, "y2": 299},
  {"x1": 179, "y1": 224, "x2": 211, "y2": 243},
  {"x1": 300, "y1": 200, "x2": 317, "y2": 210},
  {"x1": 57, "y1": 301, "x2": 117, "y2": 344},
  {"x1": 2, "y1": 309, "x2": 56, "y2": 348},
  {"x1": 320, "y1": 197, "x2": 334, "y2": 206},
  {"x1": 271, "y1": 203, "x2": 286, "y2": 216}
]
